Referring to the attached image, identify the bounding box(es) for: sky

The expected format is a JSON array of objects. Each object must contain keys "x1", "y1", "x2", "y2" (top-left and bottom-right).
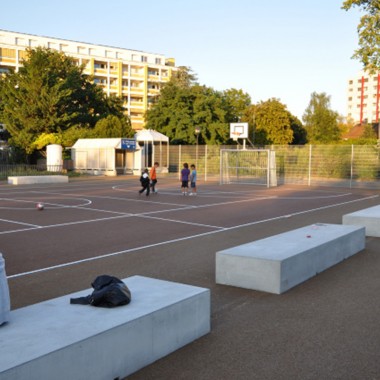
[{"x1": 1, "y1": 0, "x2": 363, "y2": 120}]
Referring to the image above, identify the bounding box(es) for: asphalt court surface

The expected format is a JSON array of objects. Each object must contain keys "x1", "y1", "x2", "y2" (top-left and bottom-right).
[
  {"x1": 1, "y1": 177, "x2": 377, "y2": 277},
  {"x1": 1, "y1": 176, "x2": 380, "y2": 379}
]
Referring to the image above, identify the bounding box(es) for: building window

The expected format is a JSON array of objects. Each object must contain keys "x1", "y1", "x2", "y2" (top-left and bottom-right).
[
  {"x1": 94, "y1": 78, "x2": 107, "y2": 85},
  {"x1": 155, "y1": 58, "x2": 161, "y2": 65},
  {"x1": 141, "y1": 56, "x2": 147, "y2": 62},
  {"x1": 94, "y1": 62, "x2": 106, "y2": 69}
]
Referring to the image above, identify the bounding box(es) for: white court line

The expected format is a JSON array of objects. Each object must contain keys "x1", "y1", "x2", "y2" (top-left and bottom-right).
[
  {"x1": 7, "y1": 194, "x2": 378, "y2": 279},
  {"x1": 0, "y1": 218, "x2": 41, "y2": 228},
  {"x1": 137, "y1": 214, "x2": 226, "y2": 230},
  {"x1": 0, "y1": 214, "x2": 134, "y2": 235},
  {"x1": 0, "y1": 188, "x2": 363, "y2": 235},
  {"x1": 0, "y1": 197, "x2": 92, "y2": 210}
]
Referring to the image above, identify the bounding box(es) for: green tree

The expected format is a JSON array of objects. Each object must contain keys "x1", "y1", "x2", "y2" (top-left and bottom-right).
[
  {"x1": 92, "y1": 114, "x2": 134, "y2": 138},
  {"x1": 145, "y1": 77, "x2": 235, "y2": 144},
  {"x1": 145, "y1": 67, "x2": 253, "y2": 145},
  {"x1": 170, "y1": 66, "x2": 198, "y2": 88},
  {"x1": 223, "y1": 88, "x2": 252, "y2": 123},
  {"x1": 243, "y1": 99, "x2": 294, "y2": 145},
  {"x1": 303, "y1": 92, "x2": 340, "y2": 143},
  {"x1": 61, "y1": 127, "x2": 93, "y2": 148},
  {"x1": 361, "y1": 122, "x2": 378, "y2": 138},
  {"x1": 191, "y1": 85, "x2": 229, "y2": 144},
  {"x1": 289, "y1": 114, "x2": 307, "y2": 145},
  {"x1": 0, "y1": 47, "x2": 122, "y2": 156},
  {"x1": 342, "y1": 0, "x2": 380, "y2": 71}
]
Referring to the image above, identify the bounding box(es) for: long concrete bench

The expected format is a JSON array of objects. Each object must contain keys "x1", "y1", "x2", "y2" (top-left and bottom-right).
[
  {"x1": 216, "y1": 223, "x2": 365, "y2": 294},
  {"x1": 8, "y1": 175, "x2": 69, "y2": 185},
  {"x1": 0, "y1": 275, "x2": 210, "y2": 380},
  {"x1": 343, "y1": 205, "x2": 380, "y2": 237}
]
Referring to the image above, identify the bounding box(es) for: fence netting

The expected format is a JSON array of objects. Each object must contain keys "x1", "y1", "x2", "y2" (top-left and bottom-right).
[
  {"x1": 1, "y1": 144, "x2": 379, "y2": 189},
  {"x1": 169, "y1": 144, "x2": 380, "y2": 189}
]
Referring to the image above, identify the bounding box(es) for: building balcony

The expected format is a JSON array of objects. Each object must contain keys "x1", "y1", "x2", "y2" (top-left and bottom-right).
[
  {"x1": 130, "y1": 88, "x2": 144, "y2": 94},
  {"x1": 94, "y1": 68, "x2": 107, "y2": 75},
  {"x1": 130, "y1": 73, "x2": 145, "y2": 79},
  {"x1": 130, "y1": 102, "x2": 144, "y2": 109}
]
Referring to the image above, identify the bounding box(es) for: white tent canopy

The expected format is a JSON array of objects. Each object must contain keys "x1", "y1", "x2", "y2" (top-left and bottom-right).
[
  {"x1": 134, "y1": 129, "x2": 169, "y2": 143},
  {"x1": 134, "y1": 129, "x2": 169, "y2": 170}
]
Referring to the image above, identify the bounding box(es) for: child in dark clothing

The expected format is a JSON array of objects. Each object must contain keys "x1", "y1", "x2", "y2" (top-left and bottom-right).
[
  {"x1": 139, "y1": 168, "x2": 150, "y2": 196},
  {"x1": 181, "y1": 163, "x2": 190, "y2": 195}
]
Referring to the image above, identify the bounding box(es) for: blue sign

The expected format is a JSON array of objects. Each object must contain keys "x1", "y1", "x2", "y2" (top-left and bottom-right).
[{"x1": 121, "y1": 139, "x2": 136, "y2": 151}]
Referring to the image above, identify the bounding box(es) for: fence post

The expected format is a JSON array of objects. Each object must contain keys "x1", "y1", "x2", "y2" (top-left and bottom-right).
[
  {"x1": 205, "y1": 145, "x2": 207, "y2": 182},
  {"x1": 308, "y1": 145, "x2": 312, "y2": 186},
  {"x1": 350, "y1": 145, "x2": 354, "y2": 188},
  {"x1": 178, "y1": 145, "x2": 181, "y2": 180}
]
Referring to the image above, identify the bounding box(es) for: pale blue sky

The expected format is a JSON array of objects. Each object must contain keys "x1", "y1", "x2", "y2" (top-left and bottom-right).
[{"x1": 1, "y1": 0, "x2": 362, "y2": 120}]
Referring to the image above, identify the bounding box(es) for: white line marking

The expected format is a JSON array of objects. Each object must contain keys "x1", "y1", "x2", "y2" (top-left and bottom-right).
[
  {"x1": 0, "y1": 214, "x2": 133, "y2": 235},
  {"x1": 0, "y1": 218, "x2": 41, "y2": 228},
  {"x1": 7, "y1": 194, "x2": 378, "y2": 279},
  {"x1": 137, "y1": 214, "x2": 226, "y2": 229}
]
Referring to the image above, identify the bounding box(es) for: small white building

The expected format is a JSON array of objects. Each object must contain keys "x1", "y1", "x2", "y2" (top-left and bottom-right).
[{"x1": 71, "y1": 130, "x2": 169, "y2": 176}]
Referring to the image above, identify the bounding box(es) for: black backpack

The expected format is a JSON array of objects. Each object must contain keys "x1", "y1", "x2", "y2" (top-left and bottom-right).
[{"x1": 70, "y1": 275, "x2": 131, "y2": 308}]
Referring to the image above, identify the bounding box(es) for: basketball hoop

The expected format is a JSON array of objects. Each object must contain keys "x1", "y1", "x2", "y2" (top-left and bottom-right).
[{"x1": 231, "y1": 132, "x2": 241, "y2": 141}]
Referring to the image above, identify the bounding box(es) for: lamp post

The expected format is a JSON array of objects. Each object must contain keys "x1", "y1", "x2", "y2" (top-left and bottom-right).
[{"x1": 195, "y1": 127, "x2": 201, "y2": 168}]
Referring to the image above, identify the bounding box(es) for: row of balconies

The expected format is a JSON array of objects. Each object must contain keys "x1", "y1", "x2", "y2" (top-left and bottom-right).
[{"x1": 91, "y1": 68, "x2": 168, "y2": 82}]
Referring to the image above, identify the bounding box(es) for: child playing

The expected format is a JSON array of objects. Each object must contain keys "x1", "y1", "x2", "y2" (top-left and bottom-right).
[
  {"x1": 139, "y1": 168, "x2": 150, "y2": 196},
  {"x1": 189, "y1": 164, "x2": 197, "y2": 196},
  {"x1": 150, "y1": 162, "x2": 159, "y2": 194},
  {"x1": 180, "y1": 163, "x2": 190, "y2": 195}
]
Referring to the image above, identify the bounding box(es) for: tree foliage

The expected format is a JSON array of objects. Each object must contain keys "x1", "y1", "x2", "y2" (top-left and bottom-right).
[
  {"x1": 342, "y1": 0, "x2": 380, "y2": 71},
  {"x1": 303, "y1": 92, "x2": 340, "y2": 143},
  {"x1": 242, "y1": 98, "x2": 296, "y2": 145},
  {"x1": 146, "y1": 67, "x2": 305, "y2": 146},
  {"x1": 289, "y1": 114, "x2": 308, "y2": 145},
  {"x1": 145, "y1": 67, "x2": 252, "y2": 144},
  {"x1": 92, "y1": 114, "x2": 134, "y2": 138},
  {"x1": 0, "y1": 47, "x2": 128, "y2": 155},
  {"x1": 170, "y1": 66, "x2": 198, "y2": 88},
  {"x1": 145, "y1": 83, "x2": 228, "y2": 144},
  {"x1": 223, "y1": 88, "x2": 251, "y2": 123}
]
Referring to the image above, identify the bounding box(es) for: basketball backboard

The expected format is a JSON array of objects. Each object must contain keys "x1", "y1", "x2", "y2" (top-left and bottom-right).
[{"x1": 230, "y1": 123, "x2": 248, "y2": 139}]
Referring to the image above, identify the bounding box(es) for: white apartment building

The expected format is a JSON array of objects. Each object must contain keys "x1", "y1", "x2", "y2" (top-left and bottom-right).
[
  {"x1": 347, "y1": 71, "x2": 380, "y2": 124},
  {"x1": 0, "y1": 29, "x2": 177, "y2": 130}
]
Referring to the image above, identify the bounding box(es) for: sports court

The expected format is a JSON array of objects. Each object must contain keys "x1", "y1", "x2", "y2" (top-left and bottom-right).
[{"x1": 1, "y1": 175, "x2": 380, "y2": 379}]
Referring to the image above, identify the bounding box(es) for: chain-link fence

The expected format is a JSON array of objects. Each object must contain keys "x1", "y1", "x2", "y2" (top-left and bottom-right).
[
  {"x1": 169, "y1": 144, "x2": 380, "y2": 189},
  {"x1": 1, "y1": 144, "x2": 379, "y2": 189}
]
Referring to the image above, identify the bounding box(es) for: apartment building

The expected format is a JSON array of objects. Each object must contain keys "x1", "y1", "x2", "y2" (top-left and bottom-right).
[
  {"x1": 347, "y1": 71, "x2": 380, "y2": 124},
  {"x1": 0, "y1": 29, "x2": 176, "y2": 130}
]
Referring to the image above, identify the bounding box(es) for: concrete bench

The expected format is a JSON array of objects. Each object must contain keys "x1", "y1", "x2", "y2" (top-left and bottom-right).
[
  {"x1": 343, "y1": 205, "x2": 380, "y2": 237},
  {"x1": 216, "y1": 223, "x2": 365, "y2": 294},
  {"x1": 8, "y1": 175, "x2": 69, "y2": 185},
  {"x1": 0, "y1": 275, "x2": 210, "y2": 380}
]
